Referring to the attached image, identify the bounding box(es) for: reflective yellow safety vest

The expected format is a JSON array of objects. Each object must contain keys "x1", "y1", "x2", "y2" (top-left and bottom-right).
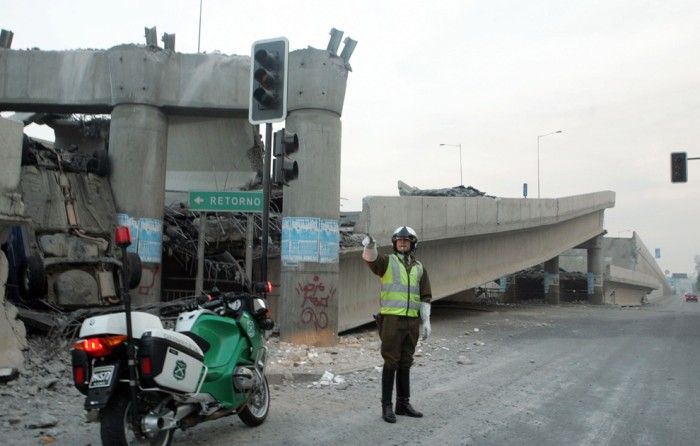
[{"x1": 380, "y1": 254, "x2": 423, "y2": 317}]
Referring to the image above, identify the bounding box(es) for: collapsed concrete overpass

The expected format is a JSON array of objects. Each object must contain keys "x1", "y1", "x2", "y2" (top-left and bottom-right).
[
  {"x1": 0, "y1": 34, "x2": 665, "y2": 344},
  {"x1": 347, "y1": 192, "x2": 616, "y2": 330},
  {"x1": 264, "y1": 191, "x2": 619, "y2": 332}
]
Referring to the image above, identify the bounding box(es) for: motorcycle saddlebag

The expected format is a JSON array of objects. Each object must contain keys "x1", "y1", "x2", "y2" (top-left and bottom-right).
[{"x1": 138, "y1": 329, "x2": 205, "y2": 394}]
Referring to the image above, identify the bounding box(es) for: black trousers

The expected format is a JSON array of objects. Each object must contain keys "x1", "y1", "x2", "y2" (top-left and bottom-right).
[{"x1": 380, "y1": 315, "x2": 420, "y2": 369}]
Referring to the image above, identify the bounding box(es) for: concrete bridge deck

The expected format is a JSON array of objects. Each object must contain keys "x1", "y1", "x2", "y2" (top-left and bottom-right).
[{"x1": 267, "y1": 191, "x2": 620, "y2": 331}]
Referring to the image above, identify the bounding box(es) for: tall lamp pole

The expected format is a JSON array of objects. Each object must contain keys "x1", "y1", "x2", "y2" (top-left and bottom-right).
[
  {"x1": 537, "y1": 130, "x2": 562, "y2": 198},
  {"x1": 439, "y1": 143, "x2": 463, "y2": 186}
]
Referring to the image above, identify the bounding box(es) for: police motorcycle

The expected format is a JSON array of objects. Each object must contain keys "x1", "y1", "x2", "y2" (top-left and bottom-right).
[{"x1": 70, "y1": 226, "x2": 274, "y2": 445}]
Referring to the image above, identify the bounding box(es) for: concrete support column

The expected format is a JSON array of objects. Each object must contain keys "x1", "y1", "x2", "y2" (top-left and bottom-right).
[
  {"x1": 544, "y1": 257, "x2": 560, "y2": 304},
  {"x1": 502, "y1": 276, "x2": 518, "y2": 303},
  {"x1": 587, "y1": 236, "x2": 604, "y2": 304},
  {"x1": 109, "y1": 104, "x2": 168, "y2": 303},
  {"x1": 277, "y1": 48, "x2": 349, "y2": 346}
]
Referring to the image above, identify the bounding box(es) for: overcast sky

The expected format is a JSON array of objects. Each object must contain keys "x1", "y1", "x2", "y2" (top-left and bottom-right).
[{"x1": 3, "y1": 0, "x2": 699, "y2": 275}]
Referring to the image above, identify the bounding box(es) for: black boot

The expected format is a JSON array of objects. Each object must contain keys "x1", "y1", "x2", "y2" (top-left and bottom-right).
[
  {"x1": 395, "y1": 367, "x2": 423, "y2": 417},
  {"x1": 381, "y1": 366, "x2": 397, "y2": 423}
]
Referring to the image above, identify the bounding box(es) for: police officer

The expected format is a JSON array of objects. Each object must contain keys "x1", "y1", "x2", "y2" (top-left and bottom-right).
[{"x1": 362, "y1": 226, "x2": 432, "y2": 423}]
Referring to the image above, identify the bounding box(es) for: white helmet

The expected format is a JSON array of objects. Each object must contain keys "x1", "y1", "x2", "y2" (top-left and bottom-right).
[{"x1": 391, "y1": 226, "x2": 418, "y2": 252}]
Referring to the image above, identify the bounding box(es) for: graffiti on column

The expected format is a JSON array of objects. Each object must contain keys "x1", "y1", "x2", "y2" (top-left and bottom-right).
[{"x1": 296, "y1": 275, "x2": 336, "y2": 330}]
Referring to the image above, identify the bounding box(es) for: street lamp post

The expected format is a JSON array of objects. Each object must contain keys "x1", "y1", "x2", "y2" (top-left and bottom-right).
[
  {"x1": 439, "y1": 143, "x2": 463, "y2": 186},
  {"x1": 536, "y1": 130, "x2": 562, "y2": 198}
]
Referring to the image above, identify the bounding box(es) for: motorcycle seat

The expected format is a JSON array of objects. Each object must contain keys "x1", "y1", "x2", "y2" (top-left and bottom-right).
[{"x1": 179, "y1": 331, "x2": 211, "y2": 354}]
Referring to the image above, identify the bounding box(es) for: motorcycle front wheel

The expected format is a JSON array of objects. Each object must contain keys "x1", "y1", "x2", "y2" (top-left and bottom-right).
[
  {"x1": 100, "y1": 389, "x2": 174, "y2": 446},
  {"x1": 238, "y1": 375, "x2": 270, "y2": 427}
]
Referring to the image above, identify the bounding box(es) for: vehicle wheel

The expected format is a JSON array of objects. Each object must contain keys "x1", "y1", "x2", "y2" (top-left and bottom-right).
[
  {"x1": 126, "y1": 252, "x2": 142, "y2": 289},
  {"x1": 20, "y1": 255, "x2": 47, "y2": 298},
  {"x1": 87, "y1": 150, "x2": 110, "y2": 177},
  {"x1": 238, "y1": 375, "x2": 270, "y2": 427},
  {"x1": 100, "y1": 389, "x2": 174, "y2": 446}
]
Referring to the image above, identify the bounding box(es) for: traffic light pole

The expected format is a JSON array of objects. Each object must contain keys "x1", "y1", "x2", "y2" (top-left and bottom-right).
[{"x1": 260, "y1": 123, "x2": 273, "y2": 284}]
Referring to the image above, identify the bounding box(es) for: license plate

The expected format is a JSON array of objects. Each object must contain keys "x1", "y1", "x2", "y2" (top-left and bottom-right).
[{"x1": 89, "y1": 365, "x2": 115, "y2": 389}]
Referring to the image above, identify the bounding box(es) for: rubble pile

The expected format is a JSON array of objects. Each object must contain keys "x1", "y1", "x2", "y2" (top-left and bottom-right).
[
  {"x1": 398, "y1": 180, "x2": 495, "y2": 198},
  {"x1": 512, "y1": 264, "x2": 587, "y2": 281},
  {"x1": 161, "y1": 203, "x2": 282, "y2": 290},
  {"x1": 0, "y1": 335, "x2": 90, "y2": 443},
  {"x1": 266, "y1": 330, "x2": 382, "y2": 380}
]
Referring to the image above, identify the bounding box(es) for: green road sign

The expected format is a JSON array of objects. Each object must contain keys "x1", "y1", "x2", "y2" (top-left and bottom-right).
[{"x1": 188, "y1": 191, "x2": 264, "y2": 213}]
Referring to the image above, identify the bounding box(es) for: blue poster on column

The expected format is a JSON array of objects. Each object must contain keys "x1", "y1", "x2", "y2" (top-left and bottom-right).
[
  {"x1": 282, "y1": 217, "x2": 320, "y2": 263},
  {"x1": 319, "y1": 219, "x2": 339, "y2": 263},
  {"x1": 116, "y1": 214, "x2": 162, "y2": 263},
  {"x1": 137, "y1": 218, "x2": 163, "y2": 263}
]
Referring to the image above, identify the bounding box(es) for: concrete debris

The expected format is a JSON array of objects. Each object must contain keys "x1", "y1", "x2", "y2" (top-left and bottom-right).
[
  {"x1": 457, "y1": 355, "x2": 473, "y2": 365},
  {"x1": 306, "y1": 371, "x2": 349, "y2": 389},
  {"x1": 398, "y1": 180, "x2": 495, "y2": 198},
  {"x1": 319, "y1": 370, "x2": 334, "y2": 385},
  {"x1": 25, "y1": 414, "x2": 58, "y2": 429},
  {"x1": 512, "y1": 264, "x2": 585, "y2": 281},
  {"x1": 41, "y1": 377, "x2": 60, "y2": 390},
  {"x1": 0, "y1": 251, "x2": 27, "y2": 374},
  {"x1": 266, "y1": 332, "x2": 381, "y2": 378},
  {"x1": 333, "y1": 375, "x2": 346, "y2": 384}
]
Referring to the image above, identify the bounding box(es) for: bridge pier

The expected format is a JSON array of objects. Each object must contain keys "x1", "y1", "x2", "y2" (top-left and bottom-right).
[
  {"x1": 110, "y1": 104, "x2": 168, "y2": 304},
  {"x1": 587, "y1": 235, "x2": 604, "y2": 304},
  {"x1": 502, "y1": 275, "x2": 518, "y2": 303},
  {"x1": 277, "y1": 48, "x2": 350, "y2": 346},
  {"x1": 544, "y1": 257, "x2": 560, "y2": 304}
]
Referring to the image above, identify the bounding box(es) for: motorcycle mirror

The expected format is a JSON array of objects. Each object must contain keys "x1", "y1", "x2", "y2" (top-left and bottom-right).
[{"x1": 254, "y1": 281, "x2": 273, "y2": 294}]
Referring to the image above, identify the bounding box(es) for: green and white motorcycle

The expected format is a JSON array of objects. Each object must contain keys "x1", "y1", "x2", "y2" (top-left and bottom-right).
[{"x1": 71, "y1": 229, "x2": 274, "y2": 445}]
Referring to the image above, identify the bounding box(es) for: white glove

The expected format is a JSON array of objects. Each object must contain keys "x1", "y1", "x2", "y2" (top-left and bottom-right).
[
  {"x1": 420, "y1": 302, "x2": 431, "y2": 340},
  {"x1": 362, "y1": 234, "x2": 378, "y2": 261}
]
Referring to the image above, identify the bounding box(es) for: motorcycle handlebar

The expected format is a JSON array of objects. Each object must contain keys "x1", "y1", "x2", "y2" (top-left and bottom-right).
[{"x1": 200, "y1": 297, "x2": 224, "y2": 310}]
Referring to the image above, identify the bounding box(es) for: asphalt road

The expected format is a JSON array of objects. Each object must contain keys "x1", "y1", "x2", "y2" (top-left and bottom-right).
[
  {"x1": 36, "y1": 295, "x2": 700, "y2": 445},
  {"x1": 182, "y1": 295, "x2": 700, "y2": 446}
]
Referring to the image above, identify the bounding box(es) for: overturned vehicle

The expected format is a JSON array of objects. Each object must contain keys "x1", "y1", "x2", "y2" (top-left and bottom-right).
[{"x1": 4, "y1": 135, "x2": 140, "y2": 307}]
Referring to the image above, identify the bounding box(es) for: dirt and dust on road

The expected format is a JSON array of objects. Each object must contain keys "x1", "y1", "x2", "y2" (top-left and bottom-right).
[{"x1": 0, "y1": 296, "x2": 687, "y2": 445}]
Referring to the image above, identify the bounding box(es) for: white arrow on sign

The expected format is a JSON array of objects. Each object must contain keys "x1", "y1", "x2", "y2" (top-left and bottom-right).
[{"x1": 194, "y1": 196, "x2": 204, "y2": 204}]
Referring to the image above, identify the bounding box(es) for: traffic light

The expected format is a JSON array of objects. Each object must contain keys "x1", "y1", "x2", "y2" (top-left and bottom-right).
[
  {"x1": 671, "y1": 152, "x2": 687, "y2": 183},
  {"x1": 272, "y1": 129, "x2": 299, "y2": 185},
  {"x1": 249, "y1": 37, "x2": 289, "y2": 124}
]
